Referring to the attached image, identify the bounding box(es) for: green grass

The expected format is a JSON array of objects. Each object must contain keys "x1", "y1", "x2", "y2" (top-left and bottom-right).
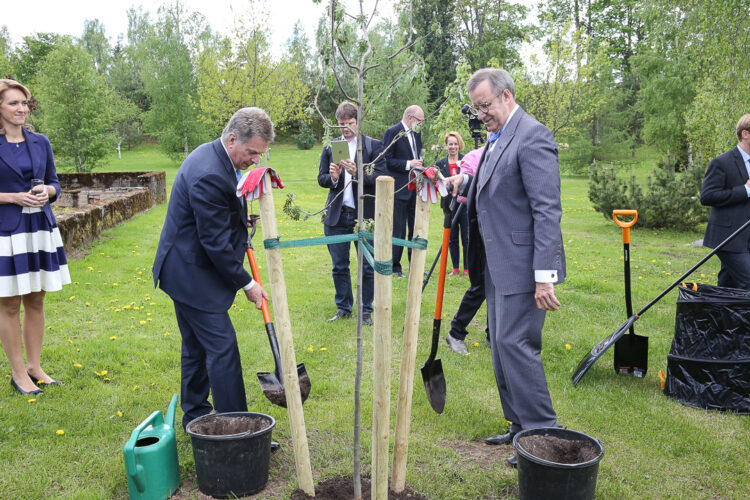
[{"x1": 1, "y1": 143, "x2": 748, "y2": 499}]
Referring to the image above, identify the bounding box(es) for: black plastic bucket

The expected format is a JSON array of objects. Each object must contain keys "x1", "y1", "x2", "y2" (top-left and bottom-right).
[
  {"x1": 513, "y1": 427, "x2": 604, "y2": 500},
  {"x1": 185, "y1": 412, "x2": 275, "y2": 498}
]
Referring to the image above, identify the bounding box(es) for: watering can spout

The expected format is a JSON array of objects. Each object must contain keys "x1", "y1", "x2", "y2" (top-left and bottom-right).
[{"x1": 165, "y1": 394, "x2": 178, "y2": 429}]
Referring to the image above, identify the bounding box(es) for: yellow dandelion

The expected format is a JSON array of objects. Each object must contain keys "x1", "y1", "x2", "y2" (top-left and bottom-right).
[
  {"x1": 307, "y1": 345, "x2": 313, "y2": 352},
  {"x1": 28, "y1": 398, "x2": 36, "y2": 403},
  {"x1": 651, "y1": 259, "x2": 656, "y2": 263},
  {"x1": 67, "y1": 339, "x2": 73, "y2": 344},
  {"x1": 85, "y1": 302, "x2": 91, "y2": 306},
  {"x1": 565, "y1": 344, "x2": 571, "y2": 350},
  {"x1": 87, "y1": 266, "x2": 94, "y2": 271},
  {"x1": 473, "y1": 342, "x2": 479, "y2": 347},
  {"x1": 150, "y1": 302, "x2": 156, "y2": 306},
  {"x1": 110, "y1": 336, "x2": 117, "y2": 340},
  {"x1": 112, "y1": 283, "x2": 119, "y2": 287},
  {"x1": 320, "y1": 347, "x2": 327, "y2": 351},
  {"x1": 56, "y1": 429, "x2": 65, "y2": 435},
  {"x1": 117, "y1": 410, "x2": 123, "y2": 417},
  {"x1": 133, "y1": 385, "x2": 139, "y2": 391},
  {"x1": 139, "y1": 320, "x2": 146, "y2": 325},
  {"x1": 73, "y1": 363, "x2": 82, "y2": 368},
  {"x1": 101, "y1": 370, "x2": 108, "y2": 376},
  {"x1": 104, "y1": 377, "x2": 110, "y2": 382},
  {"x1": 164, "y1": 331, "x2": 170, "y2": 336},
  {"x1": 69, "y1": 296, "x2": 75, "y2": 301},
  {"x1": 94, "y1": 371, "x2": 101, "y2": 377}
]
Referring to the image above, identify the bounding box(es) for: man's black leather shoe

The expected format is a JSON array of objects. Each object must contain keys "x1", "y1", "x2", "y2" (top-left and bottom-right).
[
  {"x1": 362, "y1": 314, "x2": 373, "y2": 326},
  {"x1": 327, "y1": 310, "x2": 352, "y2": 322},
  {"x1": 393, "y1": 270, "x2": 406, "y2": 278},
  {"x1": 506, "y1": 454, "x2": 518, "y2": 468},
  {"x1": 271, "y1": 441, "x2": 280, "y2": 452},
  {"x1": 485, "y1": 431, "x2": 516, "y2": 445}
]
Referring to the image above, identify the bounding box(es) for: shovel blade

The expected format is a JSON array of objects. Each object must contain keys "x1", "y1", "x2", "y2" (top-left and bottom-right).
[
  {"x1": 257, "y1": 363, "x2": 311, "y2": 408},
  {"x1": 614, "y1": 333, "x2": 648, "y2": 377},
  {"x1": 572, "y1": 315, "x2": 638, "y2": 386},
  {"x1": 421, "y1": 358, "x2": 446, "y2": 414}
]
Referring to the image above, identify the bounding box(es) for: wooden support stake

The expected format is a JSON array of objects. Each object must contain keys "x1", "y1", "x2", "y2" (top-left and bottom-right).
[
  {"x1": 372, "y1": 177, "x2": 394, "y2": 500},
  {"x1": 258, "y1": 174, "x2": 315, "y2": 497},
  {"x1": 391, "y1": 194, "x2": 431, "y2": 493}
]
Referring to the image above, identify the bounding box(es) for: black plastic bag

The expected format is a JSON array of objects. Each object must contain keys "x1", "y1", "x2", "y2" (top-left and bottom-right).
[{"x1": 664, "y1": 283, "x2": 750, "y2": 414}]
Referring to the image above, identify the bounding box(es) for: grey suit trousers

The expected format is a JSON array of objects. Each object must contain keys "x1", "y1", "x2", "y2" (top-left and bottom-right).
[{"x1": 485, "y1": 267, "x2": 557, "y2": 432}]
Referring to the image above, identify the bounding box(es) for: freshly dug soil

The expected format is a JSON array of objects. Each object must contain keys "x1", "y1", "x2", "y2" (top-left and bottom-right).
[
  {"x1": 260, "y1": 374, "x2": 311, "y2": 407},
  {"x1": 290, "y1": 476, "x2": 428, "y2": 500},
  {"x1": 188, "y1": 415, "x2": 271, "y2": 436},
  {"x1": 517, "y1": 434, "x2": 599, "y2": 464}
]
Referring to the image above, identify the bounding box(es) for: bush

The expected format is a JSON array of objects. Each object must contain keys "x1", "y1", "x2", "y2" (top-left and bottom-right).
[
  {"x1": 588, "y1": 155, "x2": 708, "y2": 230},
  {"x1": 293, "y1": 122, "x2": 316, "y2": 150}
]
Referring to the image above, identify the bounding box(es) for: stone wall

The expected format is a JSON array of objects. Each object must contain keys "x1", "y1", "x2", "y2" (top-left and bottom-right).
[{"x1": 54, "y1": 172, "x2": 166, "y2": 255}]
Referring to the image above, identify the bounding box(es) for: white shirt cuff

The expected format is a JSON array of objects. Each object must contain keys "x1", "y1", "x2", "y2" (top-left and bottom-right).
[
  {"x1": 405, "y1": 160, "x2": 411, "y2": 170},
  {"x1": 242, "y1": 280, "x2": 256, "y2": 291},
  {"x1": 745, "y1": 184, "x2": 750, "y2": 197},
  {"x1": 535, "y1": 270, "x2": 558, "y2": 283}
]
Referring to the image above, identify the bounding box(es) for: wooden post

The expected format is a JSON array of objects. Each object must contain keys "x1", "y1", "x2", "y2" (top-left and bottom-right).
[
  {"x1": 258, "y1": 173, "x2": 315, "y2": 497},
  {"x1": 391, "y1": 194, "x2": 431, "y2": 492},
  {"x1": 372, "y1": 177, "x2": 394, "y2": 500}
]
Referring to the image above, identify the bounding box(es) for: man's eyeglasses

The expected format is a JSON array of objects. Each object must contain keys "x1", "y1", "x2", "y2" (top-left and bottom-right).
[{"x1": 468, "y1": 97, "x2": 497, "y2": 116}]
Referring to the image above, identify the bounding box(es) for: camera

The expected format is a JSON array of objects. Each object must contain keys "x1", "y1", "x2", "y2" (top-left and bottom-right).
[{"x1": 461, "y1": 104, "x2": 484, "y2": 147}]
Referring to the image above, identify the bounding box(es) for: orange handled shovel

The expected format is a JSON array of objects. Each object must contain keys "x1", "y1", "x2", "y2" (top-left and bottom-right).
[
  {"x1": 612, "y1": 210, "x2": 648, "y2": 377},
  {"x1": 246, "y1": 218, "x2": 310, "y2": 407}
]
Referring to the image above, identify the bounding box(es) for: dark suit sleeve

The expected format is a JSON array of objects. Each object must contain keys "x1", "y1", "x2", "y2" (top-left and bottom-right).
[
  {"x1": 361, "y1": 138, "x2": 384, "y2": 186},
  {"x1": 40, "y1": 134, "x2": 60, "y2": 202},
  {"x1": 317, "y1": 146, "x2": 336, "y2": 188},
  {"x1": 189, "y1": 171, "x2": 251, "y2": 290},
  {"x1": 383, "y1": 126, "x2": 409, "y2": 172},
  {"x1": 700, "y1": 155, "x2": 748, "y2": 208}
]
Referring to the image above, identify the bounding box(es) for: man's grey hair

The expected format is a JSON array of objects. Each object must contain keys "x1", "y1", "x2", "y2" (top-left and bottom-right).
[
  {"x1": 467, "y1": 68, "x2": 515, "y2": 98},
  {"x1": 221, "y1": 107, "x2": 275, "y2": 144},
  {"x1": 402, "y1": 105, "x2": 423, "y2": 120}
]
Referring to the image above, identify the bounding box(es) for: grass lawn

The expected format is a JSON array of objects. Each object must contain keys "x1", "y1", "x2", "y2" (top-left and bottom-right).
[{"x1": 0, "y1": 142, "x2": 748, "y2": 499}]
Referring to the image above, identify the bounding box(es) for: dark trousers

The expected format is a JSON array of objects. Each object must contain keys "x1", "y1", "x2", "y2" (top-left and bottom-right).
[
  {"x1": 173, "y1": 300, "x2": 247, "y2": 429},
  {"x1": 716, "y1": 250, "x2": 750, "y2": 290},
  {"x1": 449, "y1": 238, "x2": 487, "y2": 341},
  {"x1": 324, "y1": 209, "x2": 374, "y2": 314},
  {"x1": 449, "y1": 206, "x2": 469, "y2": 270},
  {"x1": 392, "y1": 195, "x2": 416, "y2": 273}
]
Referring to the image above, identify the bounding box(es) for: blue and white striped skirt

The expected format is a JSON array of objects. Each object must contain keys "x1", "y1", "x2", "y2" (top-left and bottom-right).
[{"x1": 0, "y1": 207, "x2": 71, "y2": 297}]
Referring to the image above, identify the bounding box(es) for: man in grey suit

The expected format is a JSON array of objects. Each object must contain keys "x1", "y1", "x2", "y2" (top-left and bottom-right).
[{"x1": 445, "y1": 68, "x2": 566, "y2": 467}]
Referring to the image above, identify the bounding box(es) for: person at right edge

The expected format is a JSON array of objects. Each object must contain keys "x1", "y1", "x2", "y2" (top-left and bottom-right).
[
  {"x1": 444, "y1": 68, "x2": 566, "y2": 468},
  {"x1": 700, "y1": 114, "x2": 750, "y2": 290}
]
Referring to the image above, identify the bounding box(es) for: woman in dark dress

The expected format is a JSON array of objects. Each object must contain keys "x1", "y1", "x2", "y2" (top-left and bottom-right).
[
  {"x1": 435, "y1": 131, "x2": 467, "y2": 276},
  {"x1": 0, "y1": 79, "x2": 70, "y2": 395}
]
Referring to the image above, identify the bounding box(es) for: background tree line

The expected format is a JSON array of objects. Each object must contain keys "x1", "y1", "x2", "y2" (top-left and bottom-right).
[{"x1": 1, "y1": 0, "x2": 747, "y2": 221}]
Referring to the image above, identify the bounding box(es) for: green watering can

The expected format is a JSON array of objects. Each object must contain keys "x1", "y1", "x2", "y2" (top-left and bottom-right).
[{"x1": 123, "y1": 394, "x2": 181, "y2": 500}]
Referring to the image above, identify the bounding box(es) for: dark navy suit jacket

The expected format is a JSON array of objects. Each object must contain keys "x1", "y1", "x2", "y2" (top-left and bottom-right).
[
  {"x1": 153, "y1": 139, "x2": 251, "y2": 313},
  {"x1": 382, "y1": 122, "x2": 421, "y2": 201},
  {"x1": 0, "y1": 129, "x2": 61, "y2": 232},
  {"x1": 317, "y1": 135, "x2": 385, "y2": 226},
  {"x1": 700, "y1": 147, "x2": 750, "y2": 253}
]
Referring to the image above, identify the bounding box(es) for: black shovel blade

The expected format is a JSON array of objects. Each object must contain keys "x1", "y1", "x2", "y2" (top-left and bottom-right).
[
  {"x1": 257, "y1": 363, "x2": 311, "y2": 408},
  {"x1": 421, "y1": 358, "x2": 446, "y2": 414},
  {"x1": 614, "y1": 333, "x2": 648, "y2": 378},
  {"x1": 572, "y1": 315, "x2": 638, "y2": 386}
]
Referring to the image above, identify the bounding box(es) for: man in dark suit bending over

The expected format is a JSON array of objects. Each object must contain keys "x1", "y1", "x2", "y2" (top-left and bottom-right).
[
  {"x1": 382, "y1": 105, "x2": 424, "y2": 277},
  {"x1": 444, "y1": 68, "x2": 566, "y2": 467},
  {"x1": 700, "y1": 114, "x2": 750, "y2": 289},
  {"x1": 318, "y1": 101, "x2": 384, "y2": 325},
  {"x1": 153, "y1": 107, "x2": 272, "y2": 428}
]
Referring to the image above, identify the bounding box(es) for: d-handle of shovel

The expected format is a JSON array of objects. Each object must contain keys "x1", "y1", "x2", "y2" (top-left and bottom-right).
[{"x1": 613, "y1": 210, "x2": 638, "y2": 244}]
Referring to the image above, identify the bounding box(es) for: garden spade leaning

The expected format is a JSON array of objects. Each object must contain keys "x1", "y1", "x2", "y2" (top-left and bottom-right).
[
  {"x1": 421, "y1": 212, "x2": 451, "y2": 413},
  {"x1": 612, "y1": 210, "x2": 648, "y2": 377},
  {"x1": 245, "y1": 219, "x2": 310, "y2": 407},
  {"x1": 572, "y1": 216, "x2": 750, "y2": 386}
]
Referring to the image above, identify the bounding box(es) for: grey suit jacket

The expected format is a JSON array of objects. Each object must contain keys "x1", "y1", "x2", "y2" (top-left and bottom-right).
[{"x1": 467, "y1": 107, "x2": 566, "y2": 295}]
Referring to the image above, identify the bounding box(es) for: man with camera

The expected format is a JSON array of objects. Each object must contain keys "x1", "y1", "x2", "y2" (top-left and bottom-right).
[{"x1": 444, "y1": 68, "x2": 566, "y2": 467}]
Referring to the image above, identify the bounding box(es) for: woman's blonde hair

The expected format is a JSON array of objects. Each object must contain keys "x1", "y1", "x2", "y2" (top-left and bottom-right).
[
  {"x1": 444, "y1": 131, "x2": 465, "y2": 151},
  {"x1": 0, "y1": 79, "x2": 32, "y2": 134}
]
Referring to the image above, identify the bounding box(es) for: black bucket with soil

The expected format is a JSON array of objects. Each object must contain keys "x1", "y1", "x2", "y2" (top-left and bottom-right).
[
  {"x1": 185, "y1": 412, "x2": 275, "y2": 498},
  {"x1": 513, "y1": 427, "x2": 604, "y2": 500}
]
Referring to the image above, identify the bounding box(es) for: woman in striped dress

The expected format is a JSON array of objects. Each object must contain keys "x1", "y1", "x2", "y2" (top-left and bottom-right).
[{"x1": 0, "y1": 79, "x2": 71, "y2": 395}]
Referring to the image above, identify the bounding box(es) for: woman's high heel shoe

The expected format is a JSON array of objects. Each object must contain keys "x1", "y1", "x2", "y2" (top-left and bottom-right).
[{"x1": 11, "y1": 378, "x2": 44, "y2": 395}]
